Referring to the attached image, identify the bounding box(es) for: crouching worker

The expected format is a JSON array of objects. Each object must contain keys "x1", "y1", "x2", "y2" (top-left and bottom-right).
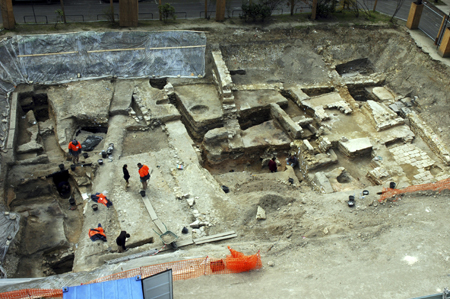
[
  {"x1": 287, "y1": 154, "x2": 299, "y2": 169},
  {"x1": 89, "y1": 223, "x2": 107, "y2": 242},
  {"x1": 91, "y1": 193, "x2": 113, "y2": 208},
  {"x1": 116, "y1": 231, "x2": 131, "y2": 253}
]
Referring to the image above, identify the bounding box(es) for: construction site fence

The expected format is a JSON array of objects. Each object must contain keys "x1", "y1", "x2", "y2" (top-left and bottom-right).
[
  {"x1": 84, "y1": 252, "x2": 262, "y2": 284},
  {"x1": 0, "y1": 288, "x2": 63, "y2": 299},
  {"x1": 379, "y1": 177, "x2": 450, "y2": 202},
  {"x1": 0, "y1": 252, "x2": 262, "y2": 299}
]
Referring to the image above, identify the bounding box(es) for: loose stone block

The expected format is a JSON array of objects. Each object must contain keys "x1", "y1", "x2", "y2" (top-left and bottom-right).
[
  {"x1": 339, "y1": 137, "x2": 372, "y2": 158},
  {"x1": 256, "y1": 206, "x2": 266, "y2": 220},
  {"x1": 270, "y1": 103, "x2": 303, "y2": 139}
]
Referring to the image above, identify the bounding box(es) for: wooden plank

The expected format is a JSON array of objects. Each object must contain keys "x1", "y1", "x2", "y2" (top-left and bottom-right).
[
  {"x1": 194, "y1": 234, "x2": 237, "y2": 245},
  {"x1": 18, "y1": 51, "x2": 78, "y2": 57},
  {"x1": 153, "y1": 219, "x2": 166, "y2": 234},
  {"x1": 177, "y1": 239, "x2": 194, "y2": 247},
  {"x1": 193, "y1": 231, "x2": 235, "y2": 243},
  {"x1": 88, "y1": 48, "x2": 145, "y2": 53},
  {"x1": 142, "y1": 197, "x2": 158, "y2": 220},
  {"x1": 160, "y1": 239, "x2": 194, "y2": 252},
  {"x1": 17, "y1": 45, "x2": 207, "y2": 58}
]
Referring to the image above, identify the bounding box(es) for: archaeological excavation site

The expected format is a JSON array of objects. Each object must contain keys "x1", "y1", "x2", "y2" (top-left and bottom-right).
[{"x1": 1, "y1": 23, "x2": 450, "y2": 298}]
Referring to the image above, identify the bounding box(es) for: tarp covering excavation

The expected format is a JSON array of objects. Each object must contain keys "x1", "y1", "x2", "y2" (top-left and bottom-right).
[
  {"x1": 0, "y1": 30, "x2": 206, "y2": 88},
  {"x1": 0, "y1": 212, "x2": 20, "y2": 277}
]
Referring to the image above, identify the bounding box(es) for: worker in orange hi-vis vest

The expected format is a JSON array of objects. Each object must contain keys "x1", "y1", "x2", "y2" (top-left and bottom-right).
[
  {"x1": 137, "y1": 163, "x2": 151, "y2": 190},
  {"x1": 68, "y1": 140, "x2": 82, "y2": 164}
]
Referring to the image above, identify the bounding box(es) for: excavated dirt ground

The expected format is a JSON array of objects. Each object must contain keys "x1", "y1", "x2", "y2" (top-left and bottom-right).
[{"x1": 2, "y1": 21, "x2": 450, "y2": 299}]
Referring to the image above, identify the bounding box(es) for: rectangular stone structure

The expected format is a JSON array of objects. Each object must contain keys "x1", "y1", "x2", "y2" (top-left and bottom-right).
[
  {"x1": 270, "y1": 103, "x2": 303, "y2": 139},
  {"x1": 211, "y1": 50, "x2": 233, "y2": 102},
  {"x1": 339, "y1": 137, "x2": 372, "y2": 158}
]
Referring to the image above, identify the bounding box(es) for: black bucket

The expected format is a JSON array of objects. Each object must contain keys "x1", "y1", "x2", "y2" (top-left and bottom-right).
[
  {"x1": 170, "y1": 241, "x2": 178, "y2": 250},
  {"x1": 92, "y1": 204, "x2": 98, "y2": 211},
  {"x1": 362, "y1": 190, "x2": 369, "y2": 196},
  {"x1": 288, "y1": 178, "x2": 294, "y2": 184},
  {"x1": 98, "y1": 159, "x2": 103, "y2": 165},
  {"x1": 82, "y1": 152, "x2": 89, "y2": 159},
  {"x1": 222, "y1": 185, "x2": 230, "y2": 193},
  {"x1": 348, "y1": 195, "x2": 355, "y2": 207},
  {"x1": 140, "y1": 190, "x2": 146, "y2": 197},
  {"x1": 70, "y1": 164, "x2": 76, "y2": 171},
  {"x1": 101, "y1": 151, "x2": 107, "y2": 158},
  {"x1": 69, "y1": 197, "x2": 76, "y2": 206},
  {"x1": 390, "y1": 182, "x2": 396, "y2": 189},
  {"x1": 182, "y1": 227, "x2": 189, "y2": 234}
]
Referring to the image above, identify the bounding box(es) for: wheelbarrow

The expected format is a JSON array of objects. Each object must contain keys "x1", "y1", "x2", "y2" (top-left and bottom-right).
[{"x1": 153, "y1": 223, "x2": 178, "y2": 250}]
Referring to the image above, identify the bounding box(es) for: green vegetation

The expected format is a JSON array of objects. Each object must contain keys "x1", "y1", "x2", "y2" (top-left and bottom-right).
[
  {"x1": 159, "y1": 3, "x2": 176, "y2": 22},
  {"x1": 241, "y1": 3, "x2": 272, "y2": 22},
  {"x1": 315, "y1": 0, "x2": 339, "y2": 18},
  {"x1": 102, "y1": 7, "x2": 115, "y2": 24},
  {"x1": 54, "y1": 9, "x2": 64, "y2": 28},
  {"x1": 240, "y1": 0, "x2": 286, "y2": 22}
]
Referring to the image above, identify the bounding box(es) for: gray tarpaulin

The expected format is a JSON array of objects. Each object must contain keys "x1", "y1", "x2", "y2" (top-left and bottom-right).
[
  {"x1": 0, "y1": 30, "x2": 206, "y2": 92},
  {"x1": 0, "y1": 212, "x2": 20, "y2": 278}
]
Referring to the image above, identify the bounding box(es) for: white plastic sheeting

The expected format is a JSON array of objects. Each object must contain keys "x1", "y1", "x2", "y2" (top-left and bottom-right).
[
  {"x1": 0, "y1": 212, "x2": 20, "y2": 278},
  {"x1": 0, "y1": 31, "x2": 206, "y2": 88}
]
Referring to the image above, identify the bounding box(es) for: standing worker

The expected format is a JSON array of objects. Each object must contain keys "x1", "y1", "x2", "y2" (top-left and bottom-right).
[
  {"x1": 68, "y1": 140, "x2": 82, "y2": 164},
  {"x1": 268, "y1": 157, "x2": 277, "y2": 173},
  {"x1": 116, "y1": 231, "x2": 130, "y2": 252},
  {"x1": 123, "y1": 164, "x2": 130, "y2": 190},
  {"x1": 137, "y1": 163, "x2": 151, "y2": 190}
]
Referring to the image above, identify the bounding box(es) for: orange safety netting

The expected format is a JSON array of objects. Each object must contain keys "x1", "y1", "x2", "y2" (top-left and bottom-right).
[
  {"x1": 225, "y1": 247, "x2": 262, "y2": 273},
  {"x1": 0, "y1": 288, "x2": 62, "y2": 299},
  {"x1": 85, "y1": 249, "x2": 262, "y2": 285},
  {"x1": 85, "y1": 257, "x2": 209, "y2": 284},
  {"x1": 379, "y1": 177, "x2": 450, "y2": 202},
  {"x1": 1, "y1": 248, "x2": 262, "y2": 299}
]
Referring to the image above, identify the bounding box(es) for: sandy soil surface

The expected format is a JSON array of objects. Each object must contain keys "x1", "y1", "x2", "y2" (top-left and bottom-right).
[{"x1": 171, "y1": 188, "x2": 450, "y2": 299}]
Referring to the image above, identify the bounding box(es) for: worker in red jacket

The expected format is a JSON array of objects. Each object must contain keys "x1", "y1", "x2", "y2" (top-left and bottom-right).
[
  {"x1": 68, "y1": 140, "x2": 82, "y2": 164},
  {"x1": 268, "y1": 157, "x2": 277, "y2": 173},
  {"x1": 137, "y1": 163, "x2": 150, "y2": 190}
]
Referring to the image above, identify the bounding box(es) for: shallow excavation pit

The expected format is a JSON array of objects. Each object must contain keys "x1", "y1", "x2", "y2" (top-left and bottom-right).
[
  {"x1": 7, "y1": 169, "x2": 82, "y2": 278},
  {"x1": 18, "y1": 89, "x2": 50, "y2": 122},
  {"x1": 335, "y1": 58, "x2": 375, "y2": 77},
  {"x1": 5, "y1": 86, "x2": 91, "y2": 278}
]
